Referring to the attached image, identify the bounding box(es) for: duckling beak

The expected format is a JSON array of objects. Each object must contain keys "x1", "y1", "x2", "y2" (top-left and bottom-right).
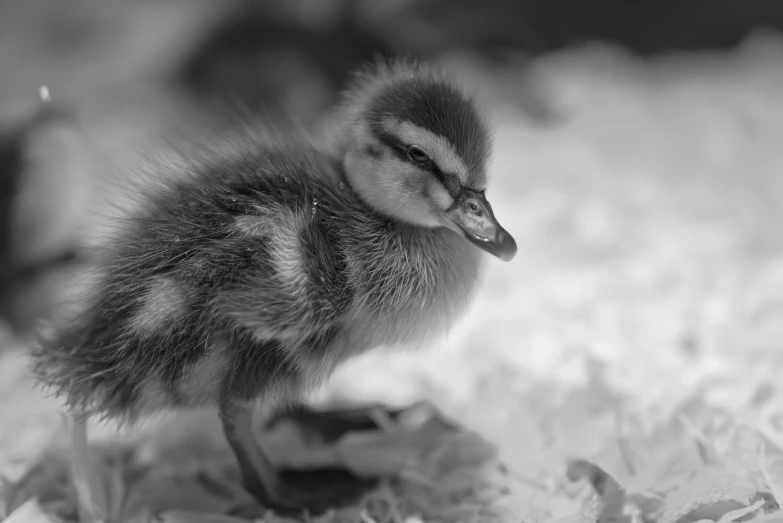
[{"x1": 442, "y1": 189, "x2": 517, "y2": 262}]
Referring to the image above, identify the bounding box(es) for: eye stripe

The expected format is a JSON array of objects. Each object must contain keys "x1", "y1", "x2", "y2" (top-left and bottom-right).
[
  {"x1": 372, "y1": 126, "x2": 462, "y2": 198},
  {"x1": 436, "y1": 172, "x2": 461, "y2": 198},
  {"x1": 367, "y1": 78, "x2": 490, "y2": 176},
  {"x1": 373, "y1": 129, "x2": 408, "y2": 161}
]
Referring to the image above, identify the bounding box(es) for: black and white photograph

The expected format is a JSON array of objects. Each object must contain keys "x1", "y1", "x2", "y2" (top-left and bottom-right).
[{"x1": 2, "y1": 1, "x2": 783, "y2": 522}]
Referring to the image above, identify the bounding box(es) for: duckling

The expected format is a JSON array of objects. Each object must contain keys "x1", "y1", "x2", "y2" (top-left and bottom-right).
[{"x1": 30, "y1": 59, "x2": 516, "y2": 519}]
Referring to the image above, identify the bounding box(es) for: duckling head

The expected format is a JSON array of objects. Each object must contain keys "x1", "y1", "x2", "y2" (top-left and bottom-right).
[{"x1": 335, "y1": 59, "x2": 517, "y2": 262}]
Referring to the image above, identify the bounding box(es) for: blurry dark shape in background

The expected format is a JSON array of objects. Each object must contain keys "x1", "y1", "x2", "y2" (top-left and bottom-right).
[
  {"x1": 0, "y1": 102, "x2": 91, "y2": 334},
  {"x1": 172, "y1": 0, "x2": 549, "y2": 127},
  {"x1": 174, "y1": 0, "x2": 395, "y2": 126},
  {"x1": 525, "y1": 0, "x2": 783, "y2": 54},
  {"x1": 174, "y1": 0, "x2": 783, "y2": 125},
  {"x1": 393, "y1": 0, "x2": 783, "y2": 55},
  {"x1": 3, "y1": 0, "x2": 783, "y2": 338}
]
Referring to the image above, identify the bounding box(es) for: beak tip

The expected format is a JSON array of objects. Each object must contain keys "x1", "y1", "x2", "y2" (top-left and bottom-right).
[{"x1": 495, "y1": 229, "x2": 518, "y2": 262}]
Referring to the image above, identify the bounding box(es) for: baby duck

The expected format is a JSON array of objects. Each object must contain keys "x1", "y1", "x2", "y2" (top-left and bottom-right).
[{"x1": 31, "y1": 59, "x2": 516, "y2": 518}]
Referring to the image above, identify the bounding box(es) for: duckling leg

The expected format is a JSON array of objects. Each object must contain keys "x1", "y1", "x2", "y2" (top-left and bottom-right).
[
  {"x1": 68, "y1": 413, "x2": 107, "y2": 522},
  {"x1": 219, "y1": 399, "x2": 349, "y2": 514},
  {"x1": 218, "y1": 399, "x2": 281, "y2": 502}
]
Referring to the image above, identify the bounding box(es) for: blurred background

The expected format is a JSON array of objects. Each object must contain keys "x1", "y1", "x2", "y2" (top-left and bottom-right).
[{"x1": 4, "y1": 0, "x2": 783, "y2": 520}]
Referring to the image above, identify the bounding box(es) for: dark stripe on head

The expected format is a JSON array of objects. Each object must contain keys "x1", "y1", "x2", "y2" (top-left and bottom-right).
[
  {"x1": 367, "y1": 78, "x2": 490, "y2": 174},
  {"x1": 372, "y1": 128, "x2": 462, "y2": 198}
]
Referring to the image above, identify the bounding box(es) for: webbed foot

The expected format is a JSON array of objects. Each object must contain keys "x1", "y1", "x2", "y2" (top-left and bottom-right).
[{"x1": 253, "y1": 467, "x2": 376, "y2": 516}]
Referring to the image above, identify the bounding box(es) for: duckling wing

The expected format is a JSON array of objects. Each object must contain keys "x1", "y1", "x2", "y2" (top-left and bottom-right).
[
  {"x1": 211, "y1": 195, "x2": 351, "y2": 343},
  {"x1": 30, "y1": 154, "x2": 352, "y2": 416}
]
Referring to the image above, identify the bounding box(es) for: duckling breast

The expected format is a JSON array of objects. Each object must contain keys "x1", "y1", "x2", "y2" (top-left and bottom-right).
[{"x1": 341, "y1": 221, "x2": 485, "y2": 354}]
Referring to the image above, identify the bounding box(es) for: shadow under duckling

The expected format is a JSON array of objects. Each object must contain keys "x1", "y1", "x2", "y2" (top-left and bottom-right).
[{"x1": 30, "y1": 59, "x2": 517, "y2": 519}]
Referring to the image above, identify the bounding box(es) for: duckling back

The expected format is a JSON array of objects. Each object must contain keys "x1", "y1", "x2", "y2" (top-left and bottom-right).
[{"x1": 30, "y1": 136, "x2": 342, "y2": 417}]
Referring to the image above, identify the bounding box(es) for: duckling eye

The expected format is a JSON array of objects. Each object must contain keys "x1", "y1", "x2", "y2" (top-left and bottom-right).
[{"x1": 407, "y1": 146, "x2": 430, "y2": 165}]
